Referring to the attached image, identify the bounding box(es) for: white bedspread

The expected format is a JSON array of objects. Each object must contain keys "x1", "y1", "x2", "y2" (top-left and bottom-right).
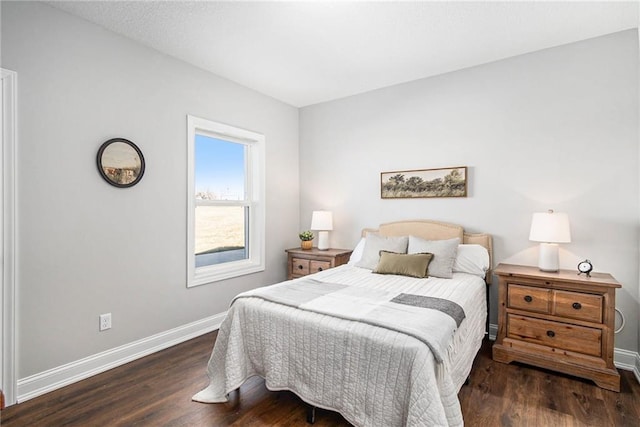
[{"x1": 193, "y1": 265, "x2": 487, "y2": 427}]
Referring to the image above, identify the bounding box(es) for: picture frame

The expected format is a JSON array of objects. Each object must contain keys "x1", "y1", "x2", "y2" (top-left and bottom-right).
[
  {"x1": 97, "y1": 138, "x2": 145, "y2": 188},
  {"x1": 381, "y1": 166, "x2": 467, "y2": 199}
]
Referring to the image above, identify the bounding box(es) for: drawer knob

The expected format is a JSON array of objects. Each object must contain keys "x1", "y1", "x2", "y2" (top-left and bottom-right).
[
  {"x1": 524, "y1": 295, "x2": 533, "y2": 303},
  {"x1": 546, "y1": 330, "x2": 555, "y2": 338},
  {"x1": 572, "y1": 302, "x2": 582, "y2": 310},
  {"x1": 298, "y1": 265, "x2": 303, "y2": 270},
  {"x1": 318, "y1": 267, "x2": 323, "y2": 271}
]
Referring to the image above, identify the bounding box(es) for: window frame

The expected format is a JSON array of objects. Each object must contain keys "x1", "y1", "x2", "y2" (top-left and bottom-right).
[{"x1": 187, "y1": 115, "x2": 265, "y2": 287}]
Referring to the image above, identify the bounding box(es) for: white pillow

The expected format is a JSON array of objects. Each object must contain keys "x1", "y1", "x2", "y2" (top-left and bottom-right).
[
  {"x1": 453, "y1": 244, "x2": 490, "y2": 277},
  {"x1": 347, "y1": 238, "x2": 366, "y2": 265},
  {"x1": 408, "y1": 236, "x2": 460, "y2": 279},
  {"x1": 355, "y1": 234, "x2": 409, "y2": 270}
]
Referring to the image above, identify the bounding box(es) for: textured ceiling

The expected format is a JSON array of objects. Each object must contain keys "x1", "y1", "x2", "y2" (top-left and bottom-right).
[{"x1": 48, "y1": 1, "x2": 638, "y2": 107}]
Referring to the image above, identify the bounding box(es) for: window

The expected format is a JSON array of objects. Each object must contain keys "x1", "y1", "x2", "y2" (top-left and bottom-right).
[{"x1": 187, "y1": 115, "x2": 265, "y2": 287}]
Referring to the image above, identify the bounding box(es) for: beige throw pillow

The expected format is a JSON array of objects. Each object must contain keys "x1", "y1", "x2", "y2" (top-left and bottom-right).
[{"x1": 373, "y1": 251, "x2": 434, "y2": 278}]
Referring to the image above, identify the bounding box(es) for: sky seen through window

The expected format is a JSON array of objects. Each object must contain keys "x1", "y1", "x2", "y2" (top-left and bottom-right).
[{"x1": 195, "y1": 134, "x2": 245, "y2": 200}]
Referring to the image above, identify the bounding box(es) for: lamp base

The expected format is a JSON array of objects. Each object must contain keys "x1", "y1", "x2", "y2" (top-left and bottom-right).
[
  {"x1": 538, "y1": 243, "x2": 559, "y2": 272},
  {"x1": 317, "y1": 231, "x2": 330, "y2": 250}
]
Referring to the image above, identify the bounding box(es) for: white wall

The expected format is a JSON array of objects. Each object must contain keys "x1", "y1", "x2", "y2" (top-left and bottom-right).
[
  {"x1": 1, "y1": 2, "x2": 299, "y2": 378},
  {"x1": 2, "y1": 0, "x2": 638, "y2": 386},
  {"x1": 300, "y1": 30, "x2": 639, "y2": 353}
]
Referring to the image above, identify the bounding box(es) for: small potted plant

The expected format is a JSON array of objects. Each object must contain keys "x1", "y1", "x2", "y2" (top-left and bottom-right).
[{"x1": 299, "y1": 230, "x2": 314, "y2": 250}]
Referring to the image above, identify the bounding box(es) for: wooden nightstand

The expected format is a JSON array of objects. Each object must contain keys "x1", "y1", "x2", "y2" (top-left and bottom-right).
[
  {"x1": 285, "y1": 248, "x2": 352, "y2": 280},
  {"x1": 492, "y1": 263, "x2": 621, "y2": 392}
]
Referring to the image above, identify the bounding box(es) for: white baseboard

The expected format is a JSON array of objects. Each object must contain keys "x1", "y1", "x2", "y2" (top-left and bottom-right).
[
  {"x1": 14, "y1": 316, "x2": 640, "y2": 403},
  {"x1": 17, "y1": 311, "x2": 227, "y2": 403},
  {"x1": 614, "y1": 347, "x2": 640, "y2": 384},
  {"x1": 488, "y1": 323, "x2": 498, "y2": 341},
  {"x1": 488, "y1": 323, "x2": 640, "y2": 384}
]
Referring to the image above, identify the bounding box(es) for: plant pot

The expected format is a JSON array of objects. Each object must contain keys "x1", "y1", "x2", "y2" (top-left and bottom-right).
[{"x1": 301, "y1": 240, "x2": 313, "y2": 250}]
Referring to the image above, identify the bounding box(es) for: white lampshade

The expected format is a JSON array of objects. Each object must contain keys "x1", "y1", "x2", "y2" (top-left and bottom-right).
[
  {"x1": 310, "y1": 211, "x2": 333, "y2": 231},
  {"x1": 529, "y1": 211, "x2": 571, "y2": 243},
  {"x1": 310, "y1": 211, "x2": 333, "y2": 251},
  {"x1": 529, "y1": 210, "x2": 570, "y2": 272}
]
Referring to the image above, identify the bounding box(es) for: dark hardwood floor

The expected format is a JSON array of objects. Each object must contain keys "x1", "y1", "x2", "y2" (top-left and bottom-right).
[{"x1": 2, "y1": 332, "x2": 639, "y2": 426}]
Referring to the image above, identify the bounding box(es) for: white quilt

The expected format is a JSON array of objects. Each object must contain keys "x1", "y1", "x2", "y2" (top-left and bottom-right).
[{"x1": 193, "y1": 266, "x2": 487, "y2": 427}]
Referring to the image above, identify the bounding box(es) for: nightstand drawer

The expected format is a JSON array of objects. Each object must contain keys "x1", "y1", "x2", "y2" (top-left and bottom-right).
[
  {"x1": 507, "y1": 314, "x2": 602, "y2": 357},
  {"x1": 286, "y1": 248, "x2": 353, "y2": 280},
  {"x1": 554, "y1": 290, "x2": 603, "y2": 323},
  {"x1": 508, "y1": 284, "x2": 551, "y2": 313},
  {"x1": 292, "y1": 258, "x2": 310, "y2": 276},
  {"x1": 310, "y1": 260, "x2": 331, "y2": 274}
]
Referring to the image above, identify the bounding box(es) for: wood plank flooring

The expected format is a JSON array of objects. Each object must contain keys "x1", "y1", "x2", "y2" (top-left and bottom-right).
[{"x1": 2, "y1": 332, "x2": 639, "y2": 426}]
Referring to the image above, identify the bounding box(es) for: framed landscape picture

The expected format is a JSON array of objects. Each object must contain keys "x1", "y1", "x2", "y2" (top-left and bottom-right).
[{"x1": 381, "y1": 166, "x2": 467, "y2": 199}]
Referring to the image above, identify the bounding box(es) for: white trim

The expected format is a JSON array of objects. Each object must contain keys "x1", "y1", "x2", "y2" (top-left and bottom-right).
[
  {"x1": 489, "y1": 323, "x2": 640, "y2": 384},
  {"x1": 16, "y1": 312, "x2": 227, "y2": 403},
  {"x1": 488, "y1": 322, "x2": 498, "y2": 341},
  {"x1": 186, "y1": 115, "x2": 266, "y2": 287},
  {"x1": 614, "y1": 347, "x2": 640, "y2": 384},
  {"x1": 1, "y1": 68, "x2": 18, "y2": 406},
  {"x1": 10, "y1": 316, "x2": 640, "y2": 403}
]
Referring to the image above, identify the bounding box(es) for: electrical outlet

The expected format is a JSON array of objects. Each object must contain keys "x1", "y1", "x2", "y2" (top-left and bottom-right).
[{"x1": 99, "y1": 313, "x2": 112, "y2": 331}]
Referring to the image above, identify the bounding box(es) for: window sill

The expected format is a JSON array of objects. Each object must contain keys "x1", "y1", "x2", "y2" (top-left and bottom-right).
[{"x1": 188, "y1": 260, "x2": 265, "y2": 288}]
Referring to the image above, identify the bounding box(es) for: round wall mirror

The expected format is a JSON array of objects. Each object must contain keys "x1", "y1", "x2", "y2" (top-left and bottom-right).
[{"x1": 97, "y1": 138, "x2": 145, "y2": 188}]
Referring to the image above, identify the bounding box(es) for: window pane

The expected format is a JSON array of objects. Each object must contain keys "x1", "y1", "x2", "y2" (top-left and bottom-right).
[
  {"x1": 195, "y1": 135, "x2": 245, "y2": 201},
  {"x1": 195, "y1": 205, "x2": 248, "y2": 267}
]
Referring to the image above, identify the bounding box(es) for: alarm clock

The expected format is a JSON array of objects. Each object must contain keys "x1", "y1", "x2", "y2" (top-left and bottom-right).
[{"x1": 577, "y1": 259, "x2": 593, "y2": 277}]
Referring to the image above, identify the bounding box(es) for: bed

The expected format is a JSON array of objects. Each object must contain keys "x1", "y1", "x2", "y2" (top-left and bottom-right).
[{"x1": 193, "y1": 220, "x2": 493, "y2": 426}]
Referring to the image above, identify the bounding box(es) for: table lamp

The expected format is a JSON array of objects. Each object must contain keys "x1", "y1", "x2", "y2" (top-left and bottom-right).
[
  {"x1": 310, "y1": 211, "x2": 333, "y2": 251},
  {"x1": 529, "y1": 210, "x2": 571, "y2": 272}
]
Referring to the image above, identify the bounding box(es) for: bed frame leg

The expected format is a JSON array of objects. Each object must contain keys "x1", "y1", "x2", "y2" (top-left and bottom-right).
[{"x1": 306, "y1": 405, "x2": 316, "y2": 424}]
